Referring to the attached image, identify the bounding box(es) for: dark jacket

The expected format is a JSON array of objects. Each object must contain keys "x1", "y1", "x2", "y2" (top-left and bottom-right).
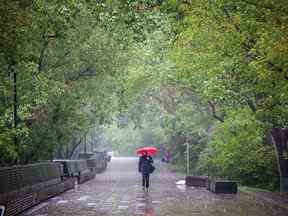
[{"x1": 138, "y1": 155, "x2": 153, "y2": 174}]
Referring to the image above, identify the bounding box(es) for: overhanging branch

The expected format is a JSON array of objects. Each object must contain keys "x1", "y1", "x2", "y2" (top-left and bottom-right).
[{"x1": 208, "y1": 101, "x2": 225, "y2": 122}]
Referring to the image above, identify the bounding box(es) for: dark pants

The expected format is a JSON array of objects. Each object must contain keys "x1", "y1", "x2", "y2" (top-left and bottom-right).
[{"x1": 142, "y1": 173, "x2": 150, "y2": 188}]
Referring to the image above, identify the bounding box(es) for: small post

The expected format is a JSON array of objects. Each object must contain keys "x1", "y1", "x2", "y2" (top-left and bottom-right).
[
  {"x1": 84, "y1": 133, "x2": 87, "y2": 153},
  {"x1": 12, "y1": 65, "x2": 18, "y2": 148},
  {"x1": 186, "y1": 139, "x2": 190, "y2": 176}
]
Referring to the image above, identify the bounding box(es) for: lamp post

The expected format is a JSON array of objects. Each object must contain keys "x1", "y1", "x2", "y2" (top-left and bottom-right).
[
  {"x1": 11, "y1": 64, "x2": 18, "y2": 149},
  {"x1": 186, "y1": 139, "x2": 190, "y2": 176},
  {"x1": 84, "y1": 133, "x2": 87, "y2": 153}
]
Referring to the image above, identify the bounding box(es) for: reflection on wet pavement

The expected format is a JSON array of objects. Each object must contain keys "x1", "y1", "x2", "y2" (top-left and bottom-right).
[{"x1": 135, "y1": 192, "x2": 155, "y2": 216}]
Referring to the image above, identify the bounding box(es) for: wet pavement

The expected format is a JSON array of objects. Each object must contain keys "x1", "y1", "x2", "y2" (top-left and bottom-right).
[{"x1": 21, "y1": 157, "x2": 288, "y2": 216}]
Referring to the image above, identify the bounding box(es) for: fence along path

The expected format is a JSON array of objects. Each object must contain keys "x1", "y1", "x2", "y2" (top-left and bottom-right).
[{"x1": 0, "y1": 153, "x2": 109, "y2": 216}]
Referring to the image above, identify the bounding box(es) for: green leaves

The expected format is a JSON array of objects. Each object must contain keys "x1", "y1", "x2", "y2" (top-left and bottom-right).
[
  {"x1": 198, "y1": 108, "x2": 277, "y2": 188},
  {"x1": 0, "y1": 0, "x2": 138, "y2": 164},
  {"x1": 0, "y1": 0, "x2": 287, "y2": 191}
]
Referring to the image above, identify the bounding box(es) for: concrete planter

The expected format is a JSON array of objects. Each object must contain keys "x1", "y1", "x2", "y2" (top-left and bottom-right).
[
  {"x1": 185, "y1": 176, "x2": 208, "y2": 187},
  {"x1": 208, "y1": 179, "x2": 238, "y2": 194}
]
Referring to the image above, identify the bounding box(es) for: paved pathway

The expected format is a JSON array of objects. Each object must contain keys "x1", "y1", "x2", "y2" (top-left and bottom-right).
[{"x1": 22, "y1": 157, "x2": 288, "y2": 216}]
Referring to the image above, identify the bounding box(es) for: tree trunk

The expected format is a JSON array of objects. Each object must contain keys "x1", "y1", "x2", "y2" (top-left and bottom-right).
[
  {"x1": 10, "y1": 64, "x2": 18, "y2": 164},
  {"x1": 270, "y1": 128, "x2": 288, "y2": 193}
]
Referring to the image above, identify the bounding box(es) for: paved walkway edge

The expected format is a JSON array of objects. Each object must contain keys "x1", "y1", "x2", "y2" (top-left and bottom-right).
[{"x1": 239, "y1": 188, "x2": 288, "y2": 211}]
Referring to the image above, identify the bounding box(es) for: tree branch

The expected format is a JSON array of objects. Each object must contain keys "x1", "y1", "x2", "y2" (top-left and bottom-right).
[
  {"x1": 241, "y1": 0, "x2": 286, "y2": 12},
  {"x1": 66, "y1": 68, "x2": 97, "y2": 82},
  {"x1": 244, "y1": 95, "x2": 257, "y2": 113},
  {"x1": 37, "y1": 38, "x2": 49, "y2": 74},
  {"x1": 69, "y1": 131, "x2": 89, "y2": 158},
  {"x1": 35, "y1": 32, "x2": 58, "y2": 76},
  {"x1": 223, "y1": 6, "x2": 241, "y2": 32},
  {"x1": 207, "y1": 101, "x2": 225, "y2": 122}
]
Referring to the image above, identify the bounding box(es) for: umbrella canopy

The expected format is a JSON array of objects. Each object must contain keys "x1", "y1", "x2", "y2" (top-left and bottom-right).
[{"x1": 136, "y1": 146, "x2": 158, "y2": 156}]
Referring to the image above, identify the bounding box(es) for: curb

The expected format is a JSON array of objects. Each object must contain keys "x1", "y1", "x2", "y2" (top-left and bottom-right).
[{"x1": 239, "y1": 188, "x2": 288, "y2": 211}]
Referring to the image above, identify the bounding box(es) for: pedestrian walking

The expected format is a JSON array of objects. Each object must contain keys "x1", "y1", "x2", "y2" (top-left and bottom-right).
[{"x1": 138, "y1": 151, "x2": 154, "y2": 192}]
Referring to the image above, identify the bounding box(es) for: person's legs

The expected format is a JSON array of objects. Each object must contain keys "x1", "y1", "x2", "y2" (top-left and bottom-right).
[
  {"x1": 142, "y1": 173, "x2": 150, "y2": 191},
  {"x1": 146, "y1": 174, "x2": 150, "y2": 188},
  {"x1": 142, "y1": 173, "x2": 146, "y2": 189}
]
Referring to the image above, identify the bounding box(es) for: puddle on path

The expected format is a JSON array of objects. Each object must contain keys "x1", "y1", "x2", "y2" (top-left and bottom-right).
[
  {"x1": 23, "y1": 203, "x2": 48, "y2": 215},
  {"x1": 135, "y1": 191, "x2": 156, "y2": 216},
  {"x1": 77, "y1": 196, "x2": 90, "y2": 201},
  {"x1": 118, "y1": 205, "x2": 129, "y2": 210},
  {"x1": 176, "y1": 184, "x2": 186, "y2": 192},
  {"x1": 151, "y1": 201, "x2": 161, "y2": 204},
  {"x1": 57, "y1": 200, "x2": 68, "y2": 204},
  {"x1": 87, "y1": 202, "x2": 97, "y2": 206}
]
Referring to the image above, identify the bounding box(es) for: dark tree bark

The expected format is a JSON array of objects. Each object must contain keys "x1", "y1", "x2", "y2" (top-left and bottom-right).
[
  {"x1": 269, "y1": 128, "x2": 288, "y2": 193},
  {"x1": 207, "y1": 101, "x2": 224, "y2": 122},
  {"x1": 68, "y1": 132, "x2": 88, "y2": 159},
  {"x1": 9, "y1": 64, "x2": 18, "y2": 161}
]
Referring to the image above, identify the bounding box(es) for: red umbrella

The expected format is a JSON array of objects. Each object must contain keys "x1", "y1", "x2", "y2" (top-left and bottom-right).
[{"x1": 136, "y1": 146, "x2": 158, "y2": 156}]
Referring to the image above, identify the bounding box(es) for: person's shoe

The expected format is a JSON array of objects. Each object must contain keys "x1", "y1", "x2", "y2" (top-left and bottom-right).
[{"x1": 146, "y1": 187, "x2": 149, "y2": 192}]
